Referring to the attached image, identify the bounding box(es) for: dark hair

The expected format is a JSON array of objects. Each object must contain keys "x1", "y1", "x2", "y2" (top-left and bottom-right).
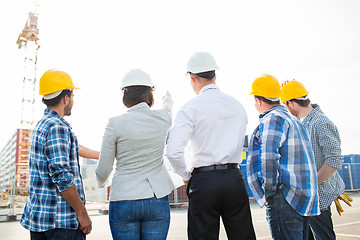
[
  {"x1": 255, "y1": 95, "x2": 280, "y2": 105},
  {"x1": 188, "y1": 70, "x2": 216, "y2": 81},
  {"x1": 288, "y1": 96, "x2": 311, "y2": 107},
  {"x1": 42, "y1": 90, "x2": 72, "y2": 107},
  {"x1": 123, "y1": 86, "x2": 154, "y2": 108}
]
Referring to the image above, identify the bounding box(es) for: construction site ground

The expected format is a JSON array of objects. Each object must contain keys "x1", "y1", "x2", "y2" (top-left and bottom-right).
[{"x1": 0, "y1": 191, "x2": 359, "y2": 240}]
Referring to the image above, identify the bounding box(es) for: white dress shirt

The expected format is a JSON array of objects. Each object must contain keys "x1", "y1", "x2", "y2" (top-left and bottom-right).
[{"x1": 166, "y1": 84, "x2": 248, "y2": 180}]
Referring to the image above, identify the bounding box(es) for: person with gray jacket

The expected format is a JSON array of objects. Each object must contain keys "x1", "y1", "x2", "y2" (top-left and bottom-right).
[{"x1": 95, "y1": 69, "x2": 175, "y2": 240}]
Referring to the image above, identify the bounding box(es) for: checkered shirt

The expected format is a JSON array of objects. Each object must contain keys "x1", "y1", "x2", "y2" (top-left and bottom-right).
[
  {"x1": 20, "y1": 109, "x2": 85, "y2": 232},
  {"x1": 247, "y1": 105, "x2": 320, "y2": 216},
  {"x1": 302, "y1": 104, "x2": 345, "y2": 210}
]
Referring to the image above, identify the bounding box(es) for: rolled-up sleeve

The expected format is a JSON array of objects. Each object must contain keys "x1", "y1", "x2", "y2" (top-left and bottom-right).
[
  {"x1": 318, "y1": 121, "x2": 343, "y2": 169},
  {"x1": 46, "y1": 125, "x2": 75, "y2": 192},
  {"x1": 96, "y1": 119, "x2": 117, "y2": 188}
]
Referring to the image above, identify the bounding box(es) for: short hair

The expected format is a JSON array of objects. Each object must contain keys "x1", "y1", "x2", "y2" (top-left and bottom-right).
[
  {"x1": 42, "y1": 90, "x2": 72, "y2": 107},
  {"x1": 123, "y1": 86, "x2": 154, "y2": 108},
  {"x1": 255, "y1": 95, "x2": 280, "y2": 105},
  {"x1": 189, "y1": 70, "x2": 216, "y2": 81},
  {"x1": 288, "y1": 96, "x2": 311, "y2": 107}
]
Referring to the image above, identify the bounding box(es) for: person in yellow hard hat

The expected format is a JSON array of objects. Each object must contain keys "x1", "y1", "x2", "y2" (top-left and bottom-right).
[
  {"x1": 20, "y1": 69, "x2": 99, "y2": 239},
  {"x1": 247, "y1": 74, "x2": 320, "y2": 240},
  {"x1": 281, "y1": 80, "x2": 350, "y2": 240}
]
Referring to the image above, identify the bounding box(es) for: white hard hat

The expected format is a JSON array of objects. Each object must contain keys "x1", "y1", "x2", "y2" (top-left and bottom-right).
[
  {"x1": 121, "y1": 69, "x2": 155, "y2": 90},
  {"x1": 186, "y1": 52, "x2": 219, "y2": 74}
]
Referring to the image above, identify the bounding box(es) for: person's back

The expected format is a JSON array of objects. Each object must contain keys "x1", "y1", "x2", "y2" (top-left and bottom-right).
[
  {"x1": 96, "y1": 69, "x2": 174, "y2": 240},
  {"x1": 167, "y1": 52, "x2": 256, "y2": 240},
  {"x1": 179, "y1": 85, "x2": 247, "y2": 167},
  {"x1": 100, "y1": 100, "x2": 173, "y2": 200},
  {"x1": 281, "y1": 80, "x2": 346, "y2": 239},
  {"x1": 247, "y1": 74, "x2": 319, "y2": 240}
]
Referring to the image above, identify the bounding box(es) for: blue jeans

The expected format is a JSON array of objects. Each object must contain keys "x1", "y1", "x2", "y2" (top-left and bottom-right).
[
  {"x1": 309, "y1": 206, "x2": 335, "y2": 240},
  {"x1": 266, "y1": 190, "x2": 310, "y2": 240},
  {"x1": 109, "y1": 196, "x2": 170, "y2": 240},
  {"x1": 30, "y1": 228, "x2": 85, "y2": 240}
]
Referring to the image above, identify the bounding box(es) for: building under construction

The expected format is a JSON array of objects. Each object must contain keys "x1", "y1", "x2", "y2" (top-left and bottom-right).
[{"x1": 0, "y1": 129, "x2": 32, "y2": 199}]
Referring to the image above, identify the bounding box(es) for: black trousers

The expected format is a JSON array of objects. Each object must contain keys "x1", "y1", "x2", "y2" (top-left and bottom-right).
[{"x1": 187, "y1": 168, "x2": 256, "y2": 240}]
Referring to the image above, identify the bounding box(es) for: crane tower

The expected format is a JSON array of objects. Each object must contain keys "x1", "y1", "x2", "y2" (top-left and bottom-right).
[{"x1": 16, "y1": 11, "x2": 40, "y2": 128}]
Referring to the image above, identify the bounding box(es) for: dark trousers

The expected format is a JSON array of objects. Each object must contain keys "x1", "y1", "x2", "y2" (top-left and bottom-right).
[
  {"x1": 186, "y1": 168, "x2": 256, "y2": 240},
  {"x1": 309, "y1": 206, "x2": 335, "y2": 240},
  {"x1": 30, "y1": 228, "x2": 85, "y2": 240},
  {"x1": 266, "y1": 190, "x2": 310, "y2": 240}
]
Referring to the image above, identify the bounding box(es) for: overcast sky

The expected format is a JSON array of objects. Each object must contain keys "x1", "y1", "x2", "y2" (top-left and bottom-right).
[{"x1": 1, "y1": 0, "x2": 359, "y2": 155}]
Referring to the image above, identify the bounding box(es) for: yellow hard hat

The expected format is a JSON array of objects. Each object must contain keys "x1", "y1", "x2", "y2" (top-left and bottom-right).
[
  {"x1": 39, "y1": 69, "x2": 78, "y2": 96},
  {"x1": 250, "y1": 74, "x2": 280, "y2": 99},
  {"x1": 280, "y1": 80, "x2": 308, "y2": 103}
]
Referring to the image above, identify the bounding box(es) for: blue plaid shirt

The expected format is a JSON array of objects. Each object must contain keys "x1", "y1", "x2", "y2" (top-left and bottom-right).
[
  {"x1": 247, "y1": 105, "x2": 320, "y2": 216},
  {"x1": 20, "y1": 109, "x2": 85, "y2": 232},
  {"x1": 303, "y1": 104, "x2": 345, "y2": 210}
]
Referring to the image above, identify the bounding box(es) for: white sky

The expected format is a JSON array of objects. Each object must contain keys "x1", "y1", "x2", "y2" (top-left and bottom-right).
[{"x1": 1, "y1": 0, "x2": 360, "y2": 155}]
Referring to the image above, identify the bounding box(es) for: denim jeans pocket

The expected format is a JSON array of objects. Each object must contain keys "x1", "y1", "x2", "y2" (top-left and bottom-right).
[
  {"x1": 149, "y1": 198, "x2": 169, "y2": 223},
  {"x1": 281, "y1": 203, "x2": 303, "y2": 231},
  {"x1": 111, "y1": 201, "x2": 136, "y2": 222}
]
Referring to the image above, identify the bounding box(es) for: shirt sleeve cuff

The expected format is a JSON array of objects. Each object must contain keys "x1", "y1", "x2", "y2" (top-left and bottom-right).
[{"x1": 325, "y1": 157, "x2": 343, "y2": 170}]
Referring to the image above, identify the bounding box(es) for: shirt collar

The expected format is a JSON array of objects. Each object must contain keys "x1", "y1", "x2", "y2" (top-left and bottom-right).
[
  {"x1": 259, "y1": 104, "x2": 285, "y2": 119},
  {"x1": 128, "y1": 102, "x2": 150, "y2": 112},
  {"x1": 44, "y1": 109, "x2": 72, "y2": 128},
  {"x1": 304, "y1": 104, "x2": 321, "y2": 122},
  {"x1": 199, "y1": 84, "x2": 219, "y2": 94}
]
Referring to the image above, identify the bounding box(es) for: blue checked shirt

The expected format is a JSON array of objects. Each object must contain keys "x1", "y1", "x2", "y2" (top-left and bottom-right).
[
  {"x1": 303, "y1": 104, "x2": 345, "y2": 210},
  {"x1": 247, "y1": 105, "x2": 320, "y2": 216},
  {"x1": 20, "y1": 109, "x2": 85, "y2": 232}
]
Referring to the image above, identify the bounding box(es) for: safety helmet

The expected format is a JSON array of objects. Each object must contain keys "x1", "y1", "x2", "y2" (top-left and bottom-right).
[
  {"x1": 186, "y1": 52, "x2": 219, "y2": 74},
  {"x1": 250, "y1": 74, "x2": 281, "y2": 99},
  {"x1": 39, "y1": 69, "x2": 78, "y2": 97},
  {"x1": 280, "y1": 80, "x2": 308, "y2": 103},
  {"x1": 121, "y1": 69, "x2": 155, "y2": 90}
]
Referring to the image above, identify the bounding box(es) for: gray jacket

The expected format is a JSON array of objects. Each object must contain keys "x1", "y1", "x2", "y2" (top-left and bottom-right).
[{"x1": 96, "y1": 96, "x2": 175, "y2": 201}]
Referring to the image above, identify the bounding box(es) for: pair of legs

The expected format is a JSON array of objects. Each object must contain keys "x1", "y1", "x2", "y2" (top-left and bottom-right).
[
  {"x1": 109, "y1": 196, "x2": 170, "y2": 240},
  {"x1": 30, "y1": 228, "x2": 85, "y2": 240},
  {"x1": 187, "y1": 168, "x2": 256, "y2": 240},
  {"x1": 266, "y1": 190, "x2": 310, "y2": 240},
  {"x1": 308, "y1": 206, "x2": 335, "y2": 240}
]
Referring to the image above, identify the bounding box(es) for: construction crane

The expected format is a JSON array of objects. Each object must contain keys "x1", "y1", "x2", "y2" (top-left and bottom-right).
[{"x1": 16, "y1": 9, "x2": 40, "y2": 128}]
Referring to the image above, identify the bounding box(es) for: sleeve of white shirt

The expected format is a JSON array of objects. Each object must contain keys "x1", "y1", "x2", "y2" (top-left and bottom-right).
[{"x1": 166, "y1": 109, "x2": 193, "y2": 181}]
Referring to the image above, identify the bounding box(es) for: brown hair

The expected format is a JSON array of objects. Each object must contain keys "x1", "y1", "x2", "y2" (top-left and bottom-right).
[
  {"x1": 123, "y1": 86, "x2": 154, "y2": 108},
  {"x1": 288, "y1": 97, "x2": 311, "y2": 107},
  {"x1": 42, "y1": 90, "x2": 72, "y2": 107}
]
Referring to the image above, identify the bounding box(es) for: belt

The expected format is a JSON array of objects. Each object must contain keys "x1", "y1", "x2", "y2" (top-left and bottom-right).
[{"x1": 193, "y1": 163, "x2": 239, "y2": 173}]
